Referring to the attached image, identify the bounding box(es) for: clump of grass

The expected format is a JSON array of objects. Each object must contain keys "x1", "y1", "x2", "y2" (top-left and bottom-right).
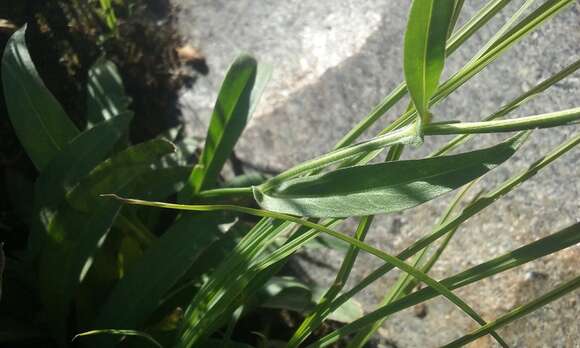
[{"x1": 1, "y1": 0, "x2": 579, "y2": 347}]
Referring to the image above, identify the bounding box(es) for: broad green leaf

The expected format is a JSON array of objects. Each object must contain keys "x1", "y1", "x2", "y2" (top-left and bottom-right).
[
  {"x1": 36, "y1": 139, "x2": 175, "y2": 343},
  {"x1": 92, "y1": 214, "x2": 221, "y2": 339},
  {"x1": 254, "y1": 132, "x2": 527, "y2": 218},
  {"x1": 2, "y1": 25, "x2": 79, "y2": 171},
  {"x1": 403, "y1": 0, "x2": 455, "y2": 127},
  {"x1": 28, "y1": 114, "x2": 132, "y2": 257},
  {"x1": 86, "y1": 57, "x2": 132, "y2": 128},
  {"x1": 257, "y1": 276, "x2": 313, "y2": 313},
  {"x1": 181, "y1": 54, "x2": 272, "y2": 199}
]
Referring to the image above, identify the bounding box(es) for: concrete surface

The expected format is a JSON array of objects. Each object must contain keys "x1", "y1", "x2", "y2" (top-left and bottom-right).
[{"x1": 174, "y1": 1, "x2": 580, "y2": 346}]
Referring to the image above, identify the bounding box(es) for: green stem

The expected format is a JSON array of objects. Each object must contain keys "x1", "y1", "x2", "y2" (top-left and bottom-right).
[
  {"x1": 424, "y1": 107, "x2": 580, "y2": 135},
  {"x1": 197, "y1": 186, "x2": 254, "y2": 199},
  {"x1": 442, "y1": 275, "x2": 580, "y2": 347},
  {"x1": 308, "y1": 222, "x2": 580, "y2": 347},
  {"x1": 261, "y1": 125, "x2": 418, "y2": 191}
]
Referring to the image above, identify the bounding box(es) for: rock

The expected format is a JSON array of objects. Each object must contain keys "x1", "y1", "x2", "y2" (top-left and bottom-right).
[{"x1": 175, "y1": 1, "x2": 580, "y2": 346}]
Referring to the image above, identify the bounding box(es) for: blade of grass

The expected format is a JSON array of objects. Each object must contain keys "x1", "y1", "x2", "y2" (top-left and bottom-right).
[
  {"x1": 286, "y1": 216, "x2": 374, "y2": 348},
  {"x1": 105, "y1": 194, "x2": 499, "y2": 348},
  {"x1": 308, "y1": 221, "x2": 580, "y2": 347},
  {"x1": 441, "y1": 275, "x2": 580, "y2": 347},
  {"x1": 433, "y1": 57, "x2": 580, "y2": 156},
  {"x1": 347, "y1": 181, "x2": 481, "y2": 348}
]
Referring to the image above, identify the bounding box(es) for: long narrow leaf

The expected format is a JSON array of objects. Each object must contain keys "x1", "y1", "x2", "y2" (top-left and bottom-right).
[
  {"x1": 403, "y1": 0, "x2": 455, "y2": 126},
  {"x1": 92, "y1": 214, "x2": 221, "y2": 338},
  {"x1": 28, "y1": 114, "x2": 132, "y2": 258},
  {"x1": 309, "y1": 221, "x2": 580, "y2": 347},
  {"x1": 1, "y1": 25, "x2": 79, "y2": 171},
  {"x1": 86, "y1": 58, "x2": 132, "y2": 128},
  {"x1": 181, "y1": 55, "x2": 271, "y2": 199},
  {"x1": 37, "y1": 139, "x2": 175, "y2": 343},
  {"x1": 254, "y1": 132, "x2": 527, "y2": 218}
]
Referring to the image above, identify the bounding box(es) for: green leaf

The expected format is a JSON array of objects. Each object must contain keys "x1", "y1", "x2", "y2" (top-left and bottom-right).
[
  {"x1": 29, "y1": 114, "x2": 133, "y2": 258},
  {"x1": 36, "y1": 139, "x2": 175, "y2": 344},
  {"x1": 93, "y1": 214, "x2": 221, "y2": 337},
  {"x1": 403, "y1": 0, "x2": 455, "y2": 127},
  {"x1": 1, "y1": 25, "x2": 80, "y2": 171},
  {"x1": 181, "y1": 54, "x2": 271, "y2": 198},
  {"x1": 254, "y1": 132, "x2": 527, "y2": 218},
  {"x1": 86, "y1": 57, "x2": 132, "y2": 128},
  {"x1": 257, "y1": 277, "x2": 314, "y2": 313}
]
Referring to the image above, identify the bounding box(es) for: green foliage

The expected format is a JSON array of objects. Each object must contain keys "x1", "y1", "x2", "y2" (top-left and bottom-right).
[{"x1": 2, "y1": 1, "x2": 580, "y2": 347}]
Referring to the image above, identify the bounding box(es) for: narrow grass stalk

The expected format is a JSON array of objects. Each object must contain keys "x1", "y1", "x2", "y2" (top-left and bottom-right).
[
  {"x1": 286, "y1": 216, "x2": 374, "y2": 348},
  {"x1": 347, "y1": 182, "x2": 480, "y2": 348},
  {"x1": 433, "y1": 57, "x2": 580, "y2": 156},
  {"x1": 424, "y1": 107, "x2": 580, "y2": 135},
  {"x1": 105, "y1": 194, "x2": 497, "y2": 340},
  {"x1": 308, "y1": 222, "x2": 580, "y2": 347},
  {"x1": 441, "y1": 275, "x2": 580, "y2": 347}
]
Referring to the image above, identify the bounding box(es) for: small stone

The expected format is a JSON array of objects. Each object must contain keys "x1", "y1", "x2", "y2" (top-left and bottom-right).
[{"x1": 413, "y1": 303, "x2": 428, "y2": 319}]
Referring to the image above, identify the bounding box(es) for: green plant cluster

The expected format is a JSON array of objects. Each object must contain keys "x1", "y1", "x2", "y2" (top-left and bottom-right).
[{"x1": 1, "y1": 0, "x2": 580, "y2": 347}]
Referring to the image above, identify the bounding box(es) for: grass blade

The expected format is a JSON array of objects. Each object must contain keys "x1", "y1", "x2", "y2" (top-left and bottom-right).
[
  {"x1": 107, "y1": 194, "x2": 500, "y2": 348},
  {"x1": 91, "y1": 214, "x2": 221, "y2": 346},
  {"x1": 1, "y1": 25, "x2": 79, "y2": 171},
  {"x1": 309, "y1": 221, "x2": 580, "y2": 347},
  {"x1": 442, "y1": 275, "x2": 580, "y2": 347}
]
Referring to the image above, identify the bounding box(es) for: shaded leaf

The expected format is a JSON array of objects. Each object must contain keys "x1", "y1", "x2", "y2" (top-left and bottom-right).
[
  {"x1": 181, "y1": 54, "x2": 271, "y2": 198},
  {"x1": 36, "y1": 139, "x2": 175, "y2": 343},
  {"x1": 29, "y1": 114, "x2": 132, "y2": 257},
  {"x1": 254, "y1": 133, "x2": 527, "y2": 218},
  {"x1": 93, "y1": 213, "x2": 221, "y2": 337},
  {"x1": 404, "y1": 0, "x2": 455, "y2": 128},
  {"x1": 86, "y1": 57, "x2": 132, "y2": 128},
  {"x1": 1, "y1": 25, "x2": 79, "y2": 170}
]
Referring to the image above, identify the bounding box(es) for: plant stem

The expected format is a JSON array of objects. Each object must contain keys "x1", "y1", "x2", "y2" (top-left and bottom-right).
[
  {"x1": 424, "y1": 107, "x2": 580, "y2": 135},
  {"x1": 441, "y1": 275, "x2": 580, "y2": 347},
  {"x1": 260, "y1": 125, "x2": 418, "y2": 191}
]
